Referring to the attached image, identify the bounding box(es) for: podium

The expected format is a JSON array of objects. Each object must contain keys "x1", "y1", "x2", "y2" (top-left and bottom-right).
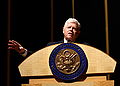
[{"x1": 18, "y1": 43, "x2": 116, "y2": 86}]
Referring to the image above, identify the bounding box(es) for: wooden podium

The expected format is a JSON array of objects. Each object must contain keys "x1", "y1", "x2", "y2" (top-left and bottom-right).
[{"x1": 18, "y1": 43, "x2": 116, "y2": 86}]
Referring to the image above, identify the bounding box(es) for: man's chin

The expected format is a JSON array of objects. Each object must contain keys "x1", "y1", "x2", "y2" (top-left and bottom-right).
[{"x1": 66, "y1": 37, "x2": 74, "y2": 41}]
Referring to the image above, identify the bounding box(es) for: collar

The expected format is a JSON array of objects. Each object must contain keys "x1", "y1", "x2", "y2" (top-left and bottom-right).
[
  {"x1": 64, "y1": 38, "x2": 68, "y2": 43},
  {"x1": 64, "y1": 38, "x2": 74, "y2": 43}
]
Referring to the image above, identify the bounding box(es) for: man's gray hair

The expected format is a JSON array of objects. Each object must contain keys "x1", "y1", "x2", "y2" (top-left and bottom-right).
[{"x1": 64, "y1": 18, "x2": 81, "y2": 28}]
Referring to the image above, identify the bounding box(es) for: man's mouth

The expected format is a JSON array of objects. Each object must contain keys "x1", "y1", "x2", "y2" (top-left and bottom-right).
[
  {"x1": 68, "y1": 32, "x2": 73, "y2": 34},
  {"x1": 68, "y1": 33, "x2": 73, "y2": 35}
]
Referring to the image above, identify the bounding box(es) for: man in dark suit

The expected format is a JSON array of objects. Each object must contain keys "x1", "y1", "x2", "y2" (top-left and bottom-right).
[
  {"x1": 8, "y1": 18, "x2": 89, "y2": 86},
  {"x1": 8, "y1": 18, "x2": 86, "y2": 58}
]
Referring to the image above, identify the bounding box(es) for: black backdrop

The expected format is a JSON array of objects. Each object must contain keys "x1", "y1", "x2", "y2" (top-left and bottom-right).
[
  {"x1": 1, "y1": 0, "x2": 120, "y2": 86},
  {"x1": 11, "y1": 0, "x2": 106, "y2": 52}
]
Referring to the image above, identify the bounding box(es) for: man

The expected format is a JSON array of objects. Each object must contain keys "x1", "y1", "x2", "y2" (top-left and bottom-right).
[
  {"x1": 8, "y1": 18, "x2": 89, "y2": 86},
  {"x1": 8, "y1": 18, "x2": 87, "y2": 57}
]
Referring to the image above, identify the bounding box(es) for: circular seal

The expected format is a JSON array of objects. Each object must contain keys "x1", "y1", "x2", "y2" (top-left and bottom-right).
[{"x1": 49, "y1": 43, "x2": 88, "y2": 81}]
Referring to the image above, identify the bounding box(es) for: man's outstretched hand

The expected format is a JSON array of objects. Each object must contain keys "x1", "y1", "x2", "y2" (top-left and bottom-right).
[{"x1": 8, "y1": 40, "x2": 26, "y2": 54}]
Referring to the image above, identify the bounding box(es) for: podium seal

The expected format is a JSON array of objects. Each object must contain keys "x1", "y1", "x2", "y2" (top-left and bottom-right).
[{"x1": 49, "y1": 43, "x2": 88, "y2": 81}]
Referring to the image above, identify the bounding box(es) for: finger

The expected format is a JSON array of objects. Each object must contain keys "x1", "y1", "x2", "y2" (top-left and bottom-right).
[
  {"x1": 9, "y1": 40, "x2": 17, "y2": 47},
  {"x1": 12, "y1": 40, "x2": 22, "y2": 47},
  {"x1": 8, "y1": 43, "x2": 14, "y2": 46},
  {"x1": 10, "y1": 40, "x2": 19, "y2": 47},
  {"x1": 8, "y1": 40, "x2": 14, "y2": 44},
  {"x1": 8, "y1": 44, "x2": 17, "y2": 48},
  {"x1": 8, "y1": 47, "x2": 15, "y2": 50}
]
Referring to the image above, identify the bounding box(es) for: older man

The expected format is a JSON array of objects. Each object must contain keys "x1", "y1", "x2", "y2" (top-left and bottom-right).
[{"x1": 8, "y1": 18, "x2": 87, "y2": 57}]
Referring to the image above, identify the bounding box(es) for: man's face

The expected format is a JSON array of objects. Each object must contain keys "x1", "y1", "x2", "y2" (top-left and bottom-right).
[{"x1": 63, "y1": 22, "x2": 80, "y2": 41}]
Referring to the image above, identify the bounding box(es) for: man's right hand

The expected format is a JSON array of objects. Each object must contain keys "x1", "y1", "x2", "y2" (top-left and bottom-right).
[{"x1": 8, "y1": 40, "x2": 26, "y2": 54}]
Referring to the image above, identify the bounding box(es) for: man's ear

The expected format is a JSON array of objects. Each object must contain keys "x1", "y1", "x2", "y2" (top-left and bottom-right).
[
  {"x1": 78, "y1": 30, "x2": 80, "y2": 34},
  {"x1": 76, "y1": 30, "x2": 80, "y2": 36}
]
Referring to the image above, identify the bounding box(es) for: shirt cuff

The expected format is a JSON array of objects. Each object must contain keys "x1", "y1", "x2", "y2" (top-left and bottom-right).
[{"x1": 20, "y1": 49, "x2": 28, "y2": 57}]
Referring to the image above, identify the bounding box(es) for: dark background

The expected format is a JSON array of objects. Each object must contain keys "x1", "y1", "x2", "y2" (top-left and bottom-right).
[
  {"x1": 11, "y1": 0, "x2": 107, "y2": 52},
  {"x1": 1, "y1": 0, "x2": 120, "y2": 86}
]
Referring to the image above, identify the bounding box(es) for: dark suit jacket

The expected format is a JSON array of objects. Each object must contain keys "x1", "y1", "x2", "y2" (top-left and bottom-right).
[
  {"x1": 47, "y1": 40, "x2": 89, "y2": 46},
  {"x1": 26, "y1": 40, "x2": 89, "y2": 58}
]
